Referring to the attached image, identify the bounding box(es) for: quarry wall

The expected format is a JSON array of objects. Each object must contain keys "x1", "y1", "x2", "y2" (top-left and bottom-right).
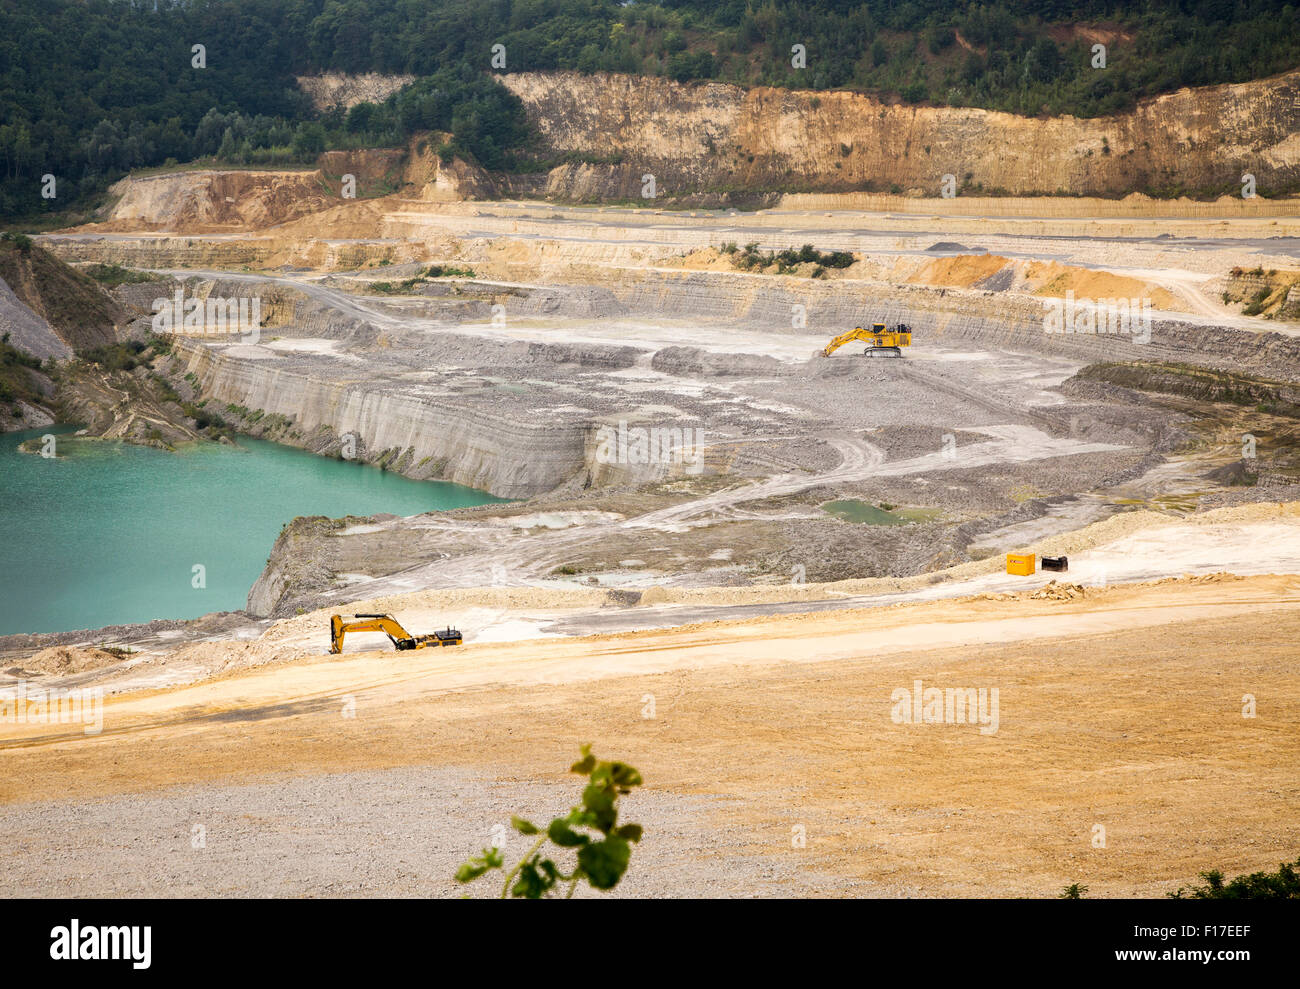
[{"x1": 500, "y1": 69, "x2": 1300, "y2": 199}]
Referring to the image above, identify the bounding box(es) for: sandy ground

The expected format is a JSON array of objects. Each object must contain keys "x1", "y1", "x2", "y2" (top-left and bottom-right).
[{"x1": 1, "y1": 571, "x2": 1296, "y2": 898}]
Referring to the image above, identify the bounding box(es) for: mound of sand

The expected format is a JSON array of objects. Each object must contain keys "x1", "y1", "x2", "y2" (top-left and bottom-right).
[
  {"x1": 1029, "y1": 580, "x2": 1086, "y2": 601},
  {"x1": 1026, "y1": 259, "x2": 1182, "y2": 311},
  {"x1": 678, "y1": 247, "x2": 737, "y2": 272},
  {"x1": 1157, "y1": 571, "x2": 1245, "y2": 585},
  {"x1": 24, "y1": 646, "x2": 128, "y2": 675},
  {"x1": 639, "y1": 585, "x2": 671, "y2": 605},
  {"x1": 908, "y1": 253, "x2": 1010, "y2": 288}
]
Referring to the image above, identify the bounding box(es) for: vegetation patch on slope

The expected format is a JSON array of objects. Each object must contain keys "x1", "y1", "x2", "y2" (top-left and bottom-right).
[
  {"x1": 0, "y1": 236, "x2": 124, "y2": 350},
  {"x1": 1220, "y1": 266, "x2": 1300, "y2": 319}
]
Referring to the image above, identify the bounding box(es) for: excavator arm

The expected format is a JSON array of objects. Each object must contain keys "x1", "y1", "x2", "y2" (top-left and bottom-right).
[
  {"x1": 330, "y1": 613, "x2": 413, "y2": 653},
  {"x1": 821, "y1": 325, "x2": 879, "y2": 357},
  {"x1": 816, "y1": 322, "x2": 889, "y2": 356}
]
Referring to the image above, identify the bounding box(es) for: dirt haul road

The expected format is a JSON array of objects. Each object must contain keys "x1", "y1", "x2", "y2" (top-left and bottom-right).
[{"x1": 2, "y1": 573, "x2": 1296, "y2": 898}]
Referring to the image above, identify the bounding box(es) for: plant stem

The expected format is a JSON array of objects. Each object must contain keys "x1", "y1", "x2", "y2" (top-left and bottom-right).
[{"x1": 499, "y1": 836, "x2": 548, "y2": 898}]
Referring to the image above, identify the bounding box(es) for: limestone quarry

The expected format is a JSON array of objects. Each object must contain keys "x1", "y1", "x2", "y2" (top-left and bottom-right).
[{"x1": 2, "y1": 66, "x2": 1299, "y2": 900}]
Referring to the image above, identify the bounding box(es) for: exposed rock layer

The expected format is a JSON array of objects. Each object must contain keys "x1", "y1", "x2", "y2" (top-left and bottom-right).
[
  {"x1": 171, "y1": 338, "x2": 590, "y2": 499},
  {"x1": 500, "y1": 69, "x2": 1300, "y2": 199}
]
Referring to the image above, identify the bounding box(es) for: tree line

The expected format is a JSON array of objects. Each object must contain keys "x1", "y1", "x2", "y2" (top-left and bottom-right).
[{"x1": 3, "y1": 1, "x2": 1299, "y2": 220}]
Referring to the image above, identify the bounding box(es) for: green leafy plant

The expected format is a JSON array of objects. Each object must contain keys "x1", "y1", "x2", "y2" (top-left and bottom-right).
[
  {"x1": 425, "y1": 265, "x2": 476, "y2": 279},
  {"x1": 1243, "y1": 286, "x2": 1273, "y2": 316},
  {"x1": 81, "y1": 263, "x2": 159, "y2": 288},
  {"x1": 731, "y1": 242, "x2": 854, "y2": 274},
  {"x1": 1, "y1": 231, "x2": 33, "y2": 253},
  {"x1": 1168, "y1": 856, "x2": 1300, "y2": 899},
  {"x1": 456, "y1": 745, "x2": 643, "y2": 898},
  {"x1": 1061, "y1": 855, "x2": 1300, "y2": 900},
  {"x1": 77, "y1": 339, "x2": 152, "y2": 372}
]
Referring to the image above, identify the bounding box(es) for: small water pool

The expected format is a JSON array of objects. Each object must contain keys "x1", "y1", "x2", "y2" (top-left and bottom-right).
[{"x1": 822, "y1": 499, "x2": 940, "y2": 525}]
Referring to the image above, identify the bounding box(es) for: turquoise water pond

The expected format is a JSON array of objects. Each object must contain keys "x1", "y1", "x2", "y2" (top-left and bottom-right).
[{"x1": 0, "y1": 427, "x2": 505, "y2": 635}]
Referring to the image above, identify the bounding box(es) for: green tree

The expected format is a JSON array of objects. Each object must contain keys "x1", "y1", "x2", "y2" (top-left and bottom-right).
[{"x1": 291, "y1": 122, "x2": 327, "y2": 159}]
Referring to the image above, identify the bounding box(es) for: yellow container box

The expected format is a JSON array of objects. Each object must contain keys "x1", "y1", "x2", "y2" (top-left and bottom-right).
[{"x1": 1006, "y1": 553, "x2": 1036, "y2": 576}]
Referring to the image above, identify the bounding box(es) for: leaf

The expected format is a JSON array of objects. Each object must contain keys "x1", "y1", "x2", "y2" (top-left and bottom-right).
[
  {"x1": 511, "y1": 857, "x2": 554, "y2": 899},
  {"x1": 548, "y1": 818, "x2": 591, "y2": 848},
  {"x1": 455, "y1": 862, "x2": 489, "y2": 883},
  {"x1": 511, "y1": 816, "x2": 540, "y2": 835},
  {"x1": 454, "y1": 847, "x2": 504, "y2": 883},
  {"x1": 564, "y1": 807, "x2": 598, "y2": 830},
  {"x1": 608, "y1": 762, "x2": 642, "y2": 789},
  {"x1": 570, "y1": 744, "x2": 596, "y2": 775},
  {"x1": 589, "y1": 759, "x2": 641, "y2": 791},
  {"x1": 581, "y1": 783, "x2": 618, "y2": 832},
  {"x1": 577, "y1": 836, "x2": 632, "y2": 890},
  {"x1": 615, "y1": 823, "x2": 643, "y2": 843}
]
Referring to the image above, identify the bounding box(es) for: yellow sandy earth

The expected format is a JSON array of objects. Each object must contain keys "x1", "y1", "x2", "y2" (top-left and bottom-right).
[{"x1": 2, "y1": 567, "x2": 1296, "y2": 897}]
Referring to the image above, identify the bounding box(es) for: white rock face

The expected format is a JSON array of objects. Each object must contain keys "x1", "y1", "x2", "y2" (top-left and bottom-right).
[
  {"x1": 296, "y1": 73, "x2": 416, "y2": 111},
  {"x1": 174, "y1": 339, "x2": 591, "y2": 499}
]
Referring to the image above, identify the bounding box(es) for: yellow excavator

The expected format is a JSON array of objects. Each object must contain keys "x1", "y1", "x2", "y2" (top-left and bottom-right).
[
  {"x1": 329, "y1": 613, "x2": 463, "y2": 654},
  {"x1": 822, "y1": 322, "x2": 912, "y2": 358}
]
